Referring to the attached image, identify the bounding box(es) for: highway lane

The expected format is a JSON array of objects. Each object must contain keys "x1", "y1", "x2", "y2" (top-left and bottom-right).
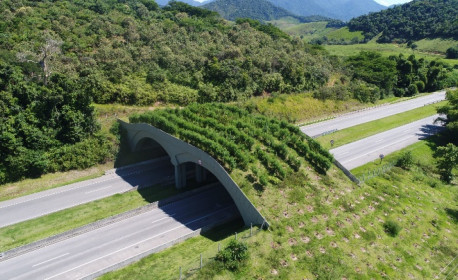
[
  {"x1": 331, "y1": 115, "x2": 443, "y2": 170},
  {"x1": 301, "y1": 90, "x2": 445, "y2": 137},
  {"x1": 0, "y1": 157, "x2": 174, "y2": 228},
  {"x1": 0, "y1": 185, "x2": 239, "y2": 280}
]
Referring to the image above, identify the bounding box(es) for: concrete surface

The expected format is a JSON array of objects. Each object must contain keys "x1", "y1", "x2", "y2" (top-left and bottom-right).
[
  {"x1": 0, "y1": 185, "x2": 239, "y2": 280},
  {"x1": 301, "y1": 90, "x2": 445, "y2": 137},
  {"x1": 330, "y1": 115, "x2": 442, "y2": 170}
]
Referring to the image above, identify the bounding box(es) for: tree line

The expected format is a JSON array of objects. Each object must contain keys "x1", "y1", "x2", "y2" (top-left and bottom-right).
[{"x1": 348, "y1": 0, "x2": 458, "y2": 43}]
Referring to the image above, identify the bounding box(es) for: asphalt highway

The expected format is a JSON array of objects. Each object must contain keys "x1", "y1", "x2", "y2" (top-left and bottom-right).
[
  {"x1": 301, "y1": 90, "x2": 445, "y2": 137},
  {"x1": 0, "y1": 157, "x2": 175, "y2": 228},
  {"x1": 330, "y1": 115, "x2": 442, "y2": 170},
  {"x1": 0, "y1": 185, "x2": 239, "y2": 280}
]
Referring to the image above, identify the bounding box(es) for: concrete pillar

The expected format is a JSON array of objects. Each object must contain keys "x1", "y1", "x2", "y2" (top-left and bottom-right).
[
  {"x1": 195, "y1": 164, "x2": 208, "y2": 183},
  {"x1": 174, "y1": 164, "x2": 187, "y2": 189}
]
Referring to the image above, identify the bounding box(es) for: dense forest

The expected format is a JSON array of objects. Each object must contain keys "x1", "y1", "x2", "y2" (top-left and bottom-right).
[
  {"x1": 0, "y1": 0, "x2": 336, "y2": 106},
  {"x1": 348, "y1": 0, "x2": 458, "y2": 42},
  {"x1": 0, "y1": 0, "x2": 455, "y2": 183}
]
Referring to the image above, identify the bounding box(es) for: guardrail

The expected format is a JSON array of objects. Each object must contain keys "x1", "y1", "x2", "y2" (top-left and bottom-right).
[{"x1": 312, "y1": 128, "x2": 338, "y2": 138}]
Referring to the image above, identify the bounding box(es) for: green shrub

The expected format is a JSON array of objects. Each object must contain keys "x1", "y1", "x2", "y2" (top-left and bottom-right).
[
  {"x1": 396, "y1": 151, "x2": 414, "y2": 169},
  {"x1": 215, "y1": 239, "x2": 249, "y2": 271},
  {"x1": 383, "y1": 220, "x2": 401, "y2": 237}
]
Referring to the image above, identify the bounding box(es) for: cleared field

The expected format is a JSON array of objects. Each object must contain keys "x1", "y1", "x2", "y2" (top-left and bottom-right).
[{"x1": 325, "y1": 43, "x2": 458, "y2": 66}]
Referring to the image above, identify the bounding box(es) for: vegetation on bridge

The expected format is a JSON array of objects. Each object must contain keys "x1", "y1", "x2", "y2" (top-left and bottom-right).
[{"x1": 130, "y1": 103, "x2": 334, "y2": 185}]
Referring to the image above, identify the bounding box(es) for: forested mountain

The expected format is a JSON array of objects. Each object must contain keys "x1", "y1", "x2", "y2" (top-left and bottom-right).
[
  {"x1": 0, "y1": 0, "x2": 338, "y2": 183},
  {"x1": 202, "y1": 0, "x2": 329, "y2": 22},
  {"x1": 348, "y1": 0, "x2": 458, "y2": 42},
  {"x1": 267, "y1": 0, "x2": 386, "y2": 21}
]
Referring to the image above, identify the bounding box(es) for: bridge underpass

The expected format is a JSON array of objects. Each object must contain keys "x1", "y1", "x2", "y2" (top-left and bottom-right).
[{"x1": 120, "y1": 120, "x2": 267, "y2": 227}]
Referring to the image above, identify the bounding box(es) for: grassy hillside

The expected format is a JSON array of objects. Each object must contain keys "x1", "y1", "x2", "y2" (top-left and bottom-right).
[
  {"x1": 102, "y1": 109, "x2": 457, "y2": 278},
  {"x1": 270, "y1": 21, "x2": 364, "y2": 44}
]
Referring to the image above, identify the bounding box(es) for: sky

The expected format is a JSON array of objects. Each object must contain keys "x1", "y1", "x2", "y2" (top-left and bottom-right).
[
  {"x1": 193, "y1": 0, "x2": 413, "y2": 5},
  {"x1": 374, "y1": 0, "x2": 412, "y2": 6}
]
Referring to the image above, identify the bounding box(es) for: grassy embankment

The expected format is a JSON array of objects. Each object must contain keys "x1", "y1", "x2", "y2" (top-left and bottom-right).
[
  {"x1": 316, "y1": 101, "x2": 445, "y2": 150},
  {"x1": 269, "y1": 21, "x2": 364, "y2": 43},
  {"x1": 101, "y1": 136, "x2": 458, "y2": 279}
]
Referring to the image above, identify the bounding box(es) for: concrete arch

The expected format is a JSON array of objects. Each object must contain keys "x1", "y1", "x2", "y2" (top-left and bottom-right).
[{"x1": 119, "y1": 120, "x2": 267, "y2": 227}]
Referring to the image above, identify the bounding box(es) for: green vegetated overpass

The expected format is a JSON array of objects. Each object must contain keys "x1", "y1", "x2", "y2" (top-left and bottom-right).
[{"x1": 119, "y1": 120, "x2": 267, "y2": 227}]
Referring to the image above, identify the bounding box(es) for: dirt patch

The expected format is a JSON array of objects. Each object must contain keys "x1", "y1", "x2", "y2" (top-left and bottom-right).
[
  {"x1": 360, "y1": 227, "x2": 367, "y2": 232},
  {"x1": 280, "y1": 260, "x2": 288, "y2": 267},
  {"x1": 330, "y1": 241, "x2": 338, "y2": 248},
  {"x1": 306, "y1": 250, "x2": 313, "y2": 257},
  {"x1": 283, "y1": 211, "x2": 289, "y2": 218},
  {"x1": 326, "y1": 227, "x2": 335, "y2": 236},
  {"x1": 288, "y1": 238, "x2": 297, "y2": 246},
  {"x1": 297, "y1": 208, "x2": 304, "y2": 215},
  {"x1": 298, "y1": 221, "x2": 305, "y2": 228},
  {"x1": 319, "y1": 247, "x2": 326, "y2": 254},
  {"x1": 291, "y1": 254, "x2": 298, "y2": 261},
  {"x1": 301, "y1": 236, "x2": 310, "y2": 243},
  {"x1": 306, "y1": 205, "x2": 314, "y2": 212},
  {"x1": 354, "y1": 233, "x2": 361, "y2": 239},
  {"x1": 314, "y1": 232, "x2": 324, "y2": 239},
  {"x1": 271, "y1": 269, "x2": 278, "y2": 275},
  {"x1": 352, "y1": 214, "x2": 360, "y2": 220},
  {"x1": 311, "y1": 216, "x2": 318, "y2": 223},
  {"x1": 342, "y1": 237, "x2": 349, "y2": 243},
  {"x1": 271, "y1": 242, "x2": 281, "y2": 249},
  {"x1": 286, "y1": 226, "x2": 294, "y2": 233},
  {"x1": 322, "y1": 214, "x2": 329, "y2": 220}
]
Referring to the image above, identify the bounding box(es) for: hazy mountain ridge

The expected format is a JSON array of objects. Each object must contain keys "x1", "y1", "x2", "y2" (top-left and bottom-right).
[
  {"x1": 202, "y1": 0, "x2": 332, "y2": 22},
  {"x1": 267, "y1": 0, "x2": 386, "y2": 21}
]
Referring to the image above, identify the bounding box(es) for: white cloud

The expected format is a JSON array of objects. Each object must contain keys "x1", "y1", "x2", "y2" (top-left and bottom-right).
[{"x1": 374, "y1": 0, "x2": 412, "y2": 6}]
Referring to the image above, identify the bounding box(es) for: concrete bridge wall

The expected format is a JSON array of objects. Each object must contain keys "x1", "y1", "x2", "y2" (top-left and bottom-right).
[{"x1": 119, "y1": 120, "x2": 267, "y2": 227}]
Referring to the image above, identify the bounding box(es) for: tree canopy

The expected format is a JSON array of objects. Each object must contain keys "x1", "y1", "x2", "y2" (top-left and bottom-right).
[{"x1": 348, "y1": 0, "x2": 458, "y2": 43}]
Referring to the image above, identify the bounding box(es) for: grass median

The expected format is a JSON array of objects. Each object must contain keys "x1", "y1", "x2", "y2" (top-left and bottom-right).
[
  {"x1": 316, "y1": 101, "x2": 445, "y2": 150},
  {"x1": 0, "y1": 184, "x2": 179, "y2": 252}
]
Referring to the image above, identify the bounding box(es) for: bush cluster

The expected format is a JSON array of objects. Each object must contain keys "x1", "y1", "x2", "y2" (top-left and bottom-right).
[{"x1": 215, "y1": 239, "x2": 249, "y2": 271}]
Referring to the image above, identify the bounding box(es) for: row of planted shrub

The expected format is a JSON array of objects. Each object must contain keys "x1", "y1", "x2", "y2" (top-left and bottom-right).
[{"x1": 129, "y1": 103, "x2": 334, "y2": 180}]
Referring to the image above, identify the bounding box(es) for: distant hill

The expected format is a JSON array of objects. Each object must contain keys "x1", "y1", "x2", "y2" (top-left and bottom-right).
[
  {"x1": 267, "y1": 0, "x2": 386, "y2": 21},
  {"x1": 202, "y1": 0, "x2": 331, "y2": 22},
  {"x1": 155, "y1": 0, "x2": 207, "y2": 6},
  {"x1": 348, "y1": 0, "x2": 458, "y2": 42}
]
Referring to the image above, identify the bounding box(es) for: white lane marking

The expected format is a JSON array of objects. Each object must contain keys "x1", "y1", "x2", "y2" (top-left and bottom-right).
[
  {"x1": 375, "y1": 138, "x2": 384, "y2": 143},
  {"x1": 84, "y1": 186, "x2": 112, "y2": 194},
  {"x1": 339, "y1": 135, "x2": 414, "y2": 164},
  {"x1": 44, "y1": 206, "x2": 233, "y2": 280},
  {"x1": 0, "y1": 161, "x2": 171, "y2": 210},
  {"x1": 32, "y1": 253, "x2": 69, "y2": 267}
]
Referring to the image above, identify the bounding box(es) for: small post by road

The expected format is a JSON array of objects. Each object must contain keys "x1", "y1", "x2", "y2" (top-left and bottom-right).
[
  {"x1": 218, "y1": 242, "x2": 221, "y2": 252},
  {"x1": 235, "y1": 232, "x2": 238, "y2": 240},
  {"x1": 330, "y1": 139, "x2": 334, "y2": 147},
  {"x1": 200, "y1": 253, "x2": 202, "y2": 269},
  {"x1": 250, "y1": 223, "x2": 253, "y2": 237},
  {"x1": 379, "y1": 154, "x2": 385, "y2": 164},
  {"x1": 179, "y1": 267, "x2": 182, "y2": 280}
]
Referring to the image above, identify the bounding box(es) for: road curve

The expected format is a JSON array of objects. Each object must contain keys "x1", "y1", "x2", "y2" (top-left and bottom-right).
[
  {"x1": 330, "y1": 115, "x2": 443, "y2": 170},
  {"x1": 0, "y1": 185, "x2": 239, "y2": 280},
  {"x1": 0, "y1": 157, "x2": 174, "y2": 228},
  {"x1": 301, "y1": 90, "x2": 445, "y2": 137}
]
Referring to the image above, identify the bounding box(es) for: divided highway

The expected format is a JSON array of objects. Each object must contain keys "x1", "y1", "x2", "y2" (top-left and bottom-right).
[
  {"x1": 0, "y1": 157, "x2": 174, "y2": 228},
  {"x1": 301, "y1": 90, "x2": 445, "y2": 137},
  {"x1": 331, "y1": 115, "x2": 443, "y2": 169},
  {"x1": 0, "y1": 185, "x2": 239, "y2": 280}
]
